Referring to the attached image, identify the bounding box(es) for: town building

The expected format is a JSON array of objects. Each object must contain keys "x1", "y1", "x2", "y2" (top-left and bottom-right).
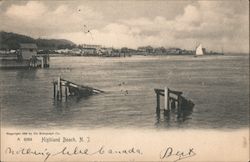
[
  {"x1": 71, "y1": 48, "x2": 82, "y2": 54},
  {"x1": 20, "y1": 43, "x2": 37, "y2": 60},
  {"x1": 81, "y1": 44, "x2": 102, "y2": 49},
  {"x1": 82, "y1": 48, "x2": 97, "y2": 55},
  {"x1": 165, "y1": 48, "x2": 182, "y2": 54},
  {"x1": 137, "y1": 46, "x2": 154, "y2": 53}
]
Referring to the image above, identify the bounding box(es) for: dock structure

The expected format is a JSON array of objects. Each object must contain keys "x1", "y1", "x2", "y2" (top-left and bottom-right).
[
  {"x1": 29, "y1": 55, "x2": 50, "y2": 68},
  {"x1": 37, "y1": 55, "x2": 50, "y2": 68},
  {"x1": 20, "y1": 43, "x2": 50, "y2": 68},
  {"x1": 53, "y1": 77, "x2": 104, "y2": 101},
  {"x1": 154, "y1": 87, "x2": 194, "y2": 117}
]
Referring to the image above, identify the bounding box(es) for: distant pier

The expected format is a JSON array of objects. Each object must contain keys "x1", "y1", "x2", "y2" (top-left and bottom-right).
[
  {"x1": 0, "y1": 43, "x2": 50, "y2": 69},
  {"x1": 29, "y1": 54, "x2": 50, "y2": 68},
  {"x1": 0, "y1": 54, "x2": 50, "y2": 69}
]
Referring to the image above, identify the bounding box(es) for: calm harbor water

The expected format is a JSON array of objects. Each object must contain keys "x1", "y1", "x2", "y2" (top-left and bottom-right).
[{"x1": 0, "y1": 55, "x2": 249, "y2": 129}]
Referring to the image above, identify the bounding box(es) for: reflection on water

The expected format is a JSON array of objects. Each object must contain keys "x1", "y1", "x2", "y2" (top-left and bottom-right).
[
  {"x1": 16, "y1": 69, "x2": 38, "y2": 80},
  {"x1": 155, "y1": 100, "x2": 194, "y2": 127},
  {"x1": 52, "y1": 95, "x2": 92, "y2": 112}
]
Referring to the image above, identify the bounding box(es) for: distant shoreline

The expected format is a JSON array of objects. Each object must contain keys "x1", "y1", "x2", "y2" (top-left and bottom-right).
[{"x1": 39, "y1": 53, "x2": 226, "y2": 57}]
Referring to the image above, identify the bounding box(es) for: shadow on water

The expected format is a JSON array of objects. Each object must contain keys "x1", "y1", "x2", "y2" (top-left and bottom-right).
[
  {"x1": 16, "y1": 69, "x2": 38, "y2": 80},
  {"x1": 52, "y1": 95, "x2": 91, "y2": 113},
  {"x1": 155, "y1": 98, "x2": 195, "y2": 127}
]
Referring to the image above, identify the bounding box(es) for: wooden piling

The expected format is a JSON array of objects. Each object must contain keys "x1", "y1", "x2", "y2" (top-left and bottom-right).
[
  {"x1": 53, "y1": 77, "x2": 104, "y2": 102},
  {"x1": 154, "y1": 87, "x2": 194, "y2": 122},
  {"x1": 171, "y1": 99, "x2": 176, "y2": 109},
  {"x1": 41, "y1": 57, "x2": 44, "y2": 68},
  {"x1": 164, "y1": 87, "x2": 169, "y2": 111},
  {"x1": 65, "y1": 86, "x2": 68, "y2": 100},
  {"x1": 60, "y1": 83, "x2": 62, "y2": 100},
  {"x1": 57, "y1": 77, "x2": 61, "y2": 100},
  {"x1": 156, "y1": 93, "x2": 160, "y2": 113},
  {"x1": 53, "y1": 82, "x2": 56, "y2": 98},
  {"x1": 177, "y1": 95, "x2": 182, "y2": 112},
  {"x1": 56, "y1": 88, "x2": 59, "y2": 100}
]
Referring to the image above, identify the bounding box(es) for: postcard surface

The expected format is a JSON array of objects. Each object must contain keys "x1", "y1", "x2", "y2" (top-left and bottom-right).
[{"x1": 0, "y1": 0, "x2": 249, "y2": 161}]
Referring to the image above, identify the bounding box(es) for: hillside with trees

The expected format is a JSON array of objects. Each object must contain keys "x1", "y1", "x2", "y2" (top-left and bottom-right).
[{"x1": 0, "y1": 31, "x2": 76, "y2": 50}]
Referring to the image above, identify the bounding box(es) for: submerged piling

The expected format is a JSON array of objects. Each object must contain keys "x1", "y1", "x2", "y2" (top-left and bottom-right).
[
  {"x1": 65, "y1": 86, "x2": 68, "y2": 101},
  {"x1": 57, "y1": 77, "x2": 61, "y2": 100},
  {"x1": 53, "y1": 81, "x2": 56, "y2": 98},
  {"x1": 156, "y1": 92, "x2": 160, "y2": 113},
  {"x1": 53, "y1": 77, "x2": 104, "y2": 102},
  {"x1": 154, "y1": 87, "x2": 193, "y2": 120},
  {"x1": 164, "y1": 87, "x2": 169, "y2": 111}
]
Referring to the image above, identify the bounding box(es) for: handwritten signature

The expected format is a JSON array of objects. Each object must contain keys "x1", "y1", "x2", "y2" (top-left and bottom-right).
[
  {"x1": 5, "y1": 146, "x2": 142, "y2": 162},
  {"x1": 160, "y1": 147, "x2": 196, "y2": 162},
  {"x1": 5, "y1": 145, "x2": 195, "y2": 162}
]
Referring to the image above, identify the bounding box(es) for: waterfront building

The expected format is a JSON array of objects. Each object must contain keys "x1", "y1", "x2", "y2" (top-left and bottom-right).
[{"x1": 20, "y1": 43, "x2": 37, "y2": 60}]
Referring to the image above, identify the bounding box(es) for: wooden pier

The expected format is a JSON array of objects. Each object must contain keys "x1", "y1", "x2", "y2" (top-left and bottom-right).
[
  {"x1": 53, "y1": 77, "x2": 104, "y2": 101},
  {"x1": 154, "y1": 87, "x2": 194, "y2": 117},
  {"x1": 29, "y1": 55, "x2": 50, "y2": 68}
]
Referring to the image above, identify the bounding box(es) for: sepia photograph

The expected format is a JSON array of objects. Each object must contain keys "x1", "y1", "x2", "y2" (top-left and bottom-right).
[{"x1": 0, "y1": 0, "x2": 249, "y2": 161}]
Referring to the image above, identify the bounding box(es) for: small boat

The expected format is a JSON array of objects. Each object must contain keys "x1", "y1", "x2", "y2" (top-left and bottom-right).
[{"x1": 194, "y1": 44, "x2": 204, "y2": 57}]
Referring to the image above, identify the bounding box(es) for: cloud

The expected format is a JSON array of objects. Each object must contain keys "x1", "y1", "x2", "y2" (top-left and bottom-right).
[
  {"x1": 51, "y1": 24, "x2": 142, "y2": 48},
  {"x1": 2, "y1": 2, "x2": 103, "y2": 36},
  {"x1": 176, "y1": 5, "x2": 201, "y2": 25},
  {"x1": 53, "y1": 5, "x2": 68, "y2": 14},
  {"x1": 99, "y1": 1, "x2": 248, "y2": 52},
  {"x1": 5, "y1": 1, "x2": 47, "y2": 21}
]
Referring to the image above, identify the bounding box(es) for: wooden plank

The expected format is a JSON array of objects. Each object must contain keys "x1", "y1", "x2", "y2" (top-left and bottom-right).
[
  {"x1": 169, "y1": 89, "x2": 183, "y2": 95},
  {"x1": 154, "y1": 88, "x2": 164, "y2": 93},
  {"x1": 155, "y1": 88, "x2": 182, "y2": 96},
  {"x1": 60, "y1": 78, "x2": 104, "y2": 93}
]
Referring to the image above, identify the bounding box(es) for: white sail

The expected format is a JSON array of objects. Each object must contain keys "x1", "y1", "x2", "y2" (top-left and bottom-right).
[{"x1": 195, "y1": 44, "x2": 203, "y2": 56}]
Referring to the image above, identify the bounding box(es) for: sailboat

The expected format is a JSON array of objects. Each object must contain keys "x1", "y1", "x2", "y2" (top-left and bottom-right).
[{"x1": 194, "y1": 44, "x2": 204, "y2": 57}]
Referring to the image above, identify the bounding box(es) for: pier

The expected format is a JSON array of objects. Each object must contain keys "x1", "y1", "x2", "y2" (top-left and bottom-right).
[
  {"x1": 154, "y1": 87, "x2": 194, "y2": 118},
  {"x1": 0, "y1": 54, "x2": 50, "y2": 69},
  {"x1": 20, "y1": 43, "x2": 50, "y2": 68},
  {"x1": 53, "y1": 77, "x2": 104, "y2": 101},
  {"x1": 29, "y1": 55, "x2": 50, "y2": 68}
]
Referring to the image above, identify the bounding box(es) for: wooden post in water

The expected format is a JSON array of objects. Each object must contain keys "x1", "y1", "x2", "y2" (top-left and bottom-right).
[
  {"x1": 57, "y1": 77, "x2": 61, "y2": 100},
  {"x1": 41, "y1": 57, "x2": 44, "y2": 68},
  {"x1": 46, "y1": 55, "x2": 49, "y2": 67},
  {"x1": 53, "y1": 81, "x2": 56, "y2": 98},
  {"x1": 156, "y1": 92, "x2": 160, "y2": 113},
  {"x1": 60, "y1": 80, "x2": 62, "y2": 100},
  {"x1": 65, "y1": 85, "x2": 68, "y2": 101},
  {"x1": 164, "y1": 87, "x2": 169, "y2": 111},
  {"x1": 34, "y1": 58, "x2": 37, "y2": 67},
  {"x1": 177, "y1": 95, "x2": 182, "y2": 114}
]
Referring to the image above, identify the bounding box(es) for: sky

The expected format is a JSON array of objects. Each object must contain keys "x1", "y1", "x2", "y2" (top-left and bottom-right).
[{"x1": 0, "y1": 0, "x2": 249, "y2": 53}]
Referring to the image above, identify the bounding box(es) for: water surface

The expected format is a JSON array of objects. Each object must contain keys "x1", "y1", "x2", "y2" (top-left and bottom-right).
[{"x1": 0, "y1": 55, "x2": 249, "y2": 129}]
